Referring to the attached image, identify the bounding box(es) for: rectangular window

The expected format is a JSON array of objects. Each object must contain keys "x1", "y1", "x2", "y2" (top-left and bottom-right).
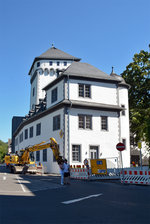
[
  {"x1": 15, "y1": 138, "x2": 18, "y2": 146},
  {"x1": 51, "y1": 87, "x2": 57, "y2": 103},
  {"x1": 85, "y1": 85, "x2": 91, "y2": 97},
  {"x1": 79, "y1": 84, "x2": 84, "y2": 97},
  {"x1": 72, "y1": 145, "x2": 81, "y2": 162},
  {"x1": 49, "y1": 61, "x2": 53, "y2": 66},
  {"x1": 53, "y1": 115, "x2": 60, "y2": 131},
  {"x1": 57, "y1": 61, "x2": 60, "y2": 66},
  {"x1": 78, "y1": 84, "x2": 91, "y2": 98},
  {"x1": 79, "y1": 115, "x2": 84, "y2": 129},
  {"x1": 29, "y1": 126, "x2": 33, "y2": 138},
  {"x1": 86, "y1": 116, "x2": 92, "y2": 129},
  {"x1": 90, "y1": 146, "x2": 99, "y2": 159},
  {"x1": 19, "y1": 134, "x2": 21, "y2": 143},
  {"x1": 25, "y1": 129, "x2": 28, "y2": 140},
  {"x1": 43, "y1": 149, "x2": 47, "y2": 162},
  {"x1": 78, "y1": 115, "x2": 92, "y2": 129},
  {"x1": 19, "y1": 132, "x2": 23, "y2": 143},
  {"x1": 121, "y1": 105, "x2": 125, "y2": 116},
  {"x1": 37, "y1": 62, "x2": 40, "y2": 67},
  {"x1": 64, "y1": 61, "x2": 67, "y2": 66},
  {"x1": 36, "y1": 123, "x2": 41, "y2": 136},
  {"x1": 36, "y1": 151, "x2": 40, "y2": 162},
  {"x1": 101, "y1": 116, "x2": 108, "y2": 131}
]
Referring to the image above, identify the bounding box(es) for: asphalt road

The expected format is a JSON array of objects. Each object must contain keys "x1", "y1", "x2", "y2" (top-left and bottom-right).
[{"x1": 0, "y1": 165, "x2": 150, "y2": 224}]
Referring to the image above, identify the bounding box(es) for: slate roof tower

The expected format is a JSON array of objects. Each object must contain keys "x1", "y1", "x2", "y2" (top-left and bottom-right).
[{"x1": 29, "y1": 46, "x2": 80, "y2": 111}]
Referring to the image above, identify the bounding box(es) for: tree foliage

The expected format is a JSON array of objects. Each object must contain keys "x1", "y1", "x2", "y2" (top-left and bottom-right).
[
  {"x1": 121, "y1": 50, "x2": 150, "y2": 148},
  {"x1": 0, "y1": 140, "x2": 8, "y2": 163}
]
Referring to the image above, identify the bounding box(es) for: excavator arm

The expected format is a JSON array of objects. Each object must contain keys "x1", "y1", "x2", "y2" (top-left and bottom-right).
[
  {"x1": 21, "y1": 137, "x2": 62, "y2": 164},
  {"x1": 5, "y1": 137, "x2": 63, "y2": 173},
  {"x1": 22, "y1": 138, "x2": 62, "y2": 161}
]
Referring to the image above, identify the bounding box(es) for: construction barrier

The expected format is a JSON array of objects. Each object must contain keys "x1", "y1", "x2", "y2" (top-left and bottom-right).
[
  {"x1": 70, "y1": 165, "x2": 150, "y2": 185},
  {"x1": 90, "y1": 168, "x2": 120, "y2": 180},
  {"x1": 121, "y1": 169, "x2": 150, "y2": 185},
  {"x1": 36, "y1": 166, "x2": 44, "y2": 175},
  {"x1": 70, "y1": 168, "x2": 89, "y2": 179}
]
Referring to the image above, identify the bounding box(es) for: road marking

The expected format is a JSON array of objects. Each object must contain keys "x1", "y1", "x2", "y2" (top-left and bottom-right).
[
  {"x1": 16, "y1": 176, "x2": 26, "y2": 192},
  {"x1": 61, "y1": 193, "x2": 103, "y2": 204},
  {"x1": 3, "y1": 176, "x2": 6, "y2": 180}
]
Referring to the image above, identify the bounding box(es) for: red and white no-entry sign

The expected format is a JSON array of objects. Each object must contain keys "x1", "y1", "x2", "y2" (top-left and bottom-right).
[{"x1": 116, "y1": 142, "x2": 125, "y2": 151}]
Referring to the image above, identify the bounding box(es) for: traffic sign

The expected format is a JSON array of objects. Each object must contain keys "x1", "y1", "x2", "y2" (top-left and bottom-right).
[{"x1": 116, "y1": 142, "x2": 125, "y2": 151}]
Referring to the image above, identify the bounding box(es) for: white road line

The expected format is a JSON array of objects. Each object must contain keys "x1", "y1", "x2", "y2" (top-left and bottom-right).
[
  {"x1": 61, "y1": 193, "x2": 103, "y2": 204},
  {"x1": 16, "y1": 176, "x2": 26, "y2": 192},
  {"x1": 3, "y1": 176, "x2": 6, "y2": 180}
]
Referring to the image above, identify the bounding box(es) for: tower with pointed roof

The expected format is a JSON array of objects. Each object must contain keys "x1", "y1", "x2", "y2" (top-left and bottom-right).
[{"x1": 29, "y1": 46, "x2": 80, "y2": 110}]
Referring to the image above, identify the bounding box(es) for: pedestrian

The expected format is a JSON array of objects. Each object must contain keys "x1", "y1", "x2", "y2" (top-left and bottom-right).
[
  {"x1": 64, "y1": 159, "x2": 70, "y2": 185},
  {"x1": 58, "y1": 160, "x2": 64, "y2": 185}
]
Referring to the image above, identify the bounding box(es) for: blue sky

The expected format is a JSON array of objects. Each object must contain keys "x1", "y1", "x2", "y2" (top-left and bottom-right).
[{"x1": 0, "y1": 0, "x2": 150, "y2": 142}]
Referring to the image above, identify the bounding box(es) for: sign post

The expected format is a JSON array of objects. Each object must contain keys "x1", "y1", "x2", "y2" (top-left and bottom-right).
[
  {"x1": 138, "y1": 142, "x2": 142, "y2": 168},
  {"x1": 116, "y1": 142, "x2": 125, "y2": 184}
]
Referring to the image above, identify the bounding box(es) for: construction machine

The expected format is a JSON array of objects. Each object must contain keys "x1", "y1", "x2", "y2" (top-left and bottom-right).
[{"x1": 4, "y1": 137, "x2": 63, "y2": 174}]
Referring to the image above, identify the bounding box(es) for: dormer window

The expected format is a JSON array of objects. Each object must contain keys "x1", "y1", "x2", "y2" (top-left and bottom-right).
[
  {"x1": 57, "y1": 61, "x2": 60, "y2": 66},
  {"x1": 49, "y1": 61, "x2": 53, "y2": 66},
  {"x1": 37, "y1": 62, "x2": 40, "y2": 67}
]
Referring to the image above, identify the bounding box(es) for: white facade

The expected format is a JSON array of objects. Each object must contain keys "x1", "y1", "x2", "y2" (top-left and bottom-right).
[
  {"x1": 14, "y1": 80, "x2": 130, "y2": 173},
  {"x1": 69, "y1": 80, "x2": 118, "y2": 105},
  {"x1": 15, "y1": 108, "x2": 64, "y2": 174},
  {"x1": 13, "y1": 47, "x2": 130, "y2": 174},
  {"x1": 30, "y1": 60, "x2": 72, "y2": 110}
]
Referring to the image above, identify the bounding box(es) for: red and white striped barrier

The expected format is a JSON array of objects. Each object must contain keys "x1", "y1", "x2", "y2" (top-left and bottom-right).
[
  {"x1": 121, "y1": 169, "x2": 150, "y2": 185},
  {"x1": 36, "y1": 166, "x2": 44, "y2": 175},
  {"x1": 70, "y1": 168, "x2": 89, "y2": 180}
]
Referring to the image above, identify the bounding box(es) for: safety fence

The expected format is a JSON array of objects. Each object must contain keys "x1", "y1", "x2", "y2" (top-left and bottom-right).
[
  {"x1": 120, "y1": 168, "x2": 150, "y2": 185},
  {"x1": 70, "y1": 166, "x2": 150, "y2": 185},
  {"x1": 70, "y1": 167, "x2": 120, "y2": 180},
  {"x1": 70, "y1": 168, "x2": 89, "y2": 179}
]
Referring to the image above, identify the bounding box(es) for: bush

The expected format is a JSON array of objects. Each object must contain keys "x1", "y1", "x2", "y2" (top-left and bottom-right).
[{"x1": 0, "y1": 140, "x2": 8, "y2": 163}]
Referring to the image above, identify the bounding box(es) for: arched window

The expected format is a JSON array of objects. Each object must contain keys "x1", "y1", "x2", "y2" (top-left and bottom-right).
[
  {"x1": 44, "y1": 68, "x2": 49, "y2": 76},
  {"x1": 50, "y1": 68, "x2": 55, "y2": 76}
]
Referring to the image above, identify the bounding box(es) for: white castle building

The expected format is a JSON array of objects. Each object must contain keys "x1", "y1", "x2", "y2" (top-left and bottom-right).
[{"x1": 12, "y1": 46, "x2": 130, "y2": 173}]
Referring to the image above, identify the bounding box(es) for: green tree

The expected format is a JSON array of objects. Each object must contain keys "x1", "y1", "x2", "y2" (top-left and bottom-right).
[
  {"x1": 0, "y1": 140, "x2": 8, "y2": 163},
  {"x1": 121, "y1": 50, "x2": 150, "y2": 148}
]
